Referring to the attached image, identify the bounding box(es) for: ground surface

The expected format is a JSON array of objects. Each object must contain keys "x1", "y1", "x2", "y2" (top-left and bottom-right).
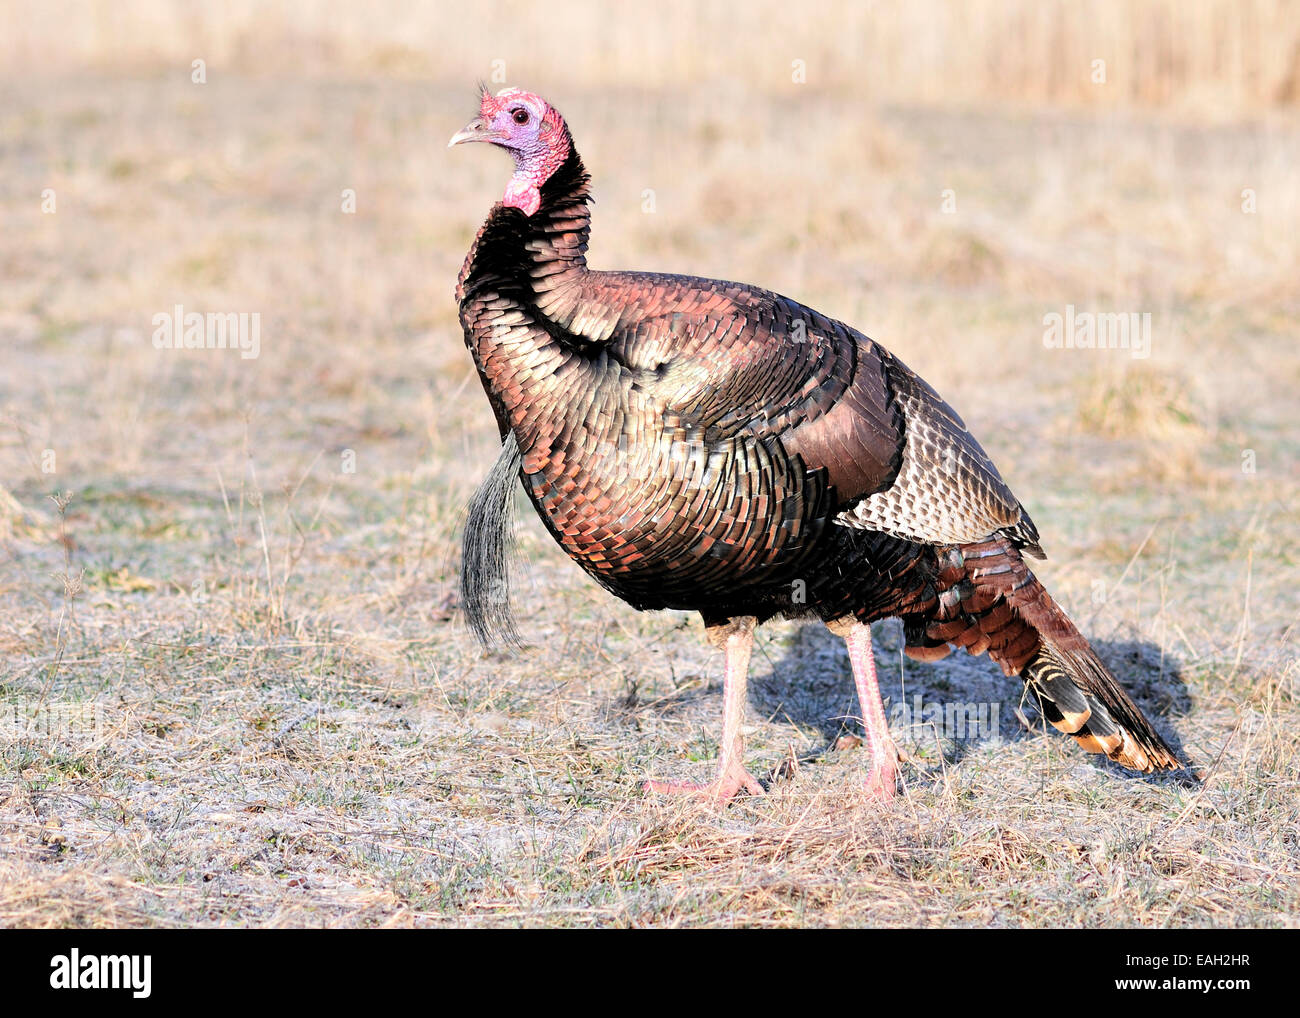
[{"x1": 1, "y1": 72, "x2": 1297, "y2": 927}]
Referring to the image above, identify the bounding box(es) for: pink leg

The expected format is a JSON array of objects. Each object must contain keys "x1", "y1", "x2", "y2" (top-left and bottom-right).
[
  {"x1": 644, "y1": 616, "x2": 765, "y2": 805},
  {"x1": 833, "y1": 618, "x2": 898, "y2": 799}
]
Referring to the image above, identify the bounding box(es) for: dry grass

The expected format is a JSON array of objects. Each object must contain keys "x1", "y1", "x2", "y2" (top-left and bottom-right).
[
  {"x1": 5, "y1": 0, "x2": 1300, "y2": 115},
  {"x1": 1, "y1": 3, "x2": 1298, "y2": 927}
]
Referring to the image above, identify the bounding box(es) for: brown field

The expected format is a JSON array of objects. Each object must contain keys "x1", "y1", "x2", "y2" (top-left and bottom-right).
[{"x1": 1, "y1": 1, "x2": 1297, "y2": 927}]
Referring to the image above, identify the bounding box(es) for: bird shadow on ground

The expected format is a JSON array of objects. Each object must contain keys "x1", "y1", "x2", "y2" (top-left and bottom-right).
[{"x1": 748, "y1": 619, "x2": 1198, "y2": 787}]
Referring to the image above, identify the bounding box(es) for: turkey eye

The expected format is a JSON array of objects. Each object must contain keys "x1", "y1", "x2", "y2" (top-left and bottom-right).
[{"x1": 512, "y1": 108, "x2": 529, "y2": 124}]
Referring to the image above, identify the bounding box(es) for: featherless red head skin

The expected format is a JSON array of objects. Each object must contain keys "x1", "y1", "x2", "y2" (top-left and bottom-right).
[{"x1": 450, "y1": 86, "x2": 571, "y2": 216}]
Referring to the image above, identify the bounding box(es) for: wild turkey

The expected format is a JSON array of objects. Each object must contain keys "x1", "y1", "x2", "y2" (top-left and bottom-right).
[{"x1": 449, "y1": 86, "x2": 1184, "y2": 802}]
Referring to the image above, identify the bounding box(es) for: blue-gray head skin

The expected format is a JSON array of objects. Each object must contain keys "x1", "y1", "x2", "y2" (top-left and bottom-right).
[{"x1": 449, "y1": 86, "x2": 571, "y2": 216}]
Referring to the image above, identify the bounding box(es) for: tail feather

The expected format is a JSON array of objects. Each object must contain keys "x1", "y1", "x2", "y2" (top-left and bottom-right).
[
  {"x1": 1024, "y1": 642, "x2": 1181, "y2": 773},
  {"x1": 903, "y1": 535, "x2": 1185, "y2": 774}
]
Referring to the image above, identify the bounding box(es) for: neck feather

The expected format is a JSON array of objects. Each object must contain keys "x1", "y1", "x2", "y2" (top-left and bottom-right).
[
  {"x1": 457, "y1": 144, "x2": 592, "y2": 310},
  {"x1": 456, "y1": 145, "x2": 597, "y2": 460}
]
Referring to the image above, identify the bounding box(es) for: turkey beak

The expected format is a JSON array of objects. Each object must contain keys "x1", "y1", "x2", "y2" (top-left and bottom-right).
[{"x1": 448, "y1": 118, "x2": 504, "y2": 148}]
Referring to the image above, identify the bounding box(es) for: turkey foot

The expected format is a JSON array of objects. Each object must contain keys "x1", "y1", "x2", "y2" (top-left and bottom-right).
[
  {"x1": 644, "y1": 616, "x2": 761, "y2": 806},
  {"x1": 643, "y1": 761, "x2": 765, "y2": 805},
  {"x1": 862, "y1": 755, "x2": 899, "y2": 800},
  {"x1": 829, "y1": 617, "x2": 900, "y2": 801}
]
